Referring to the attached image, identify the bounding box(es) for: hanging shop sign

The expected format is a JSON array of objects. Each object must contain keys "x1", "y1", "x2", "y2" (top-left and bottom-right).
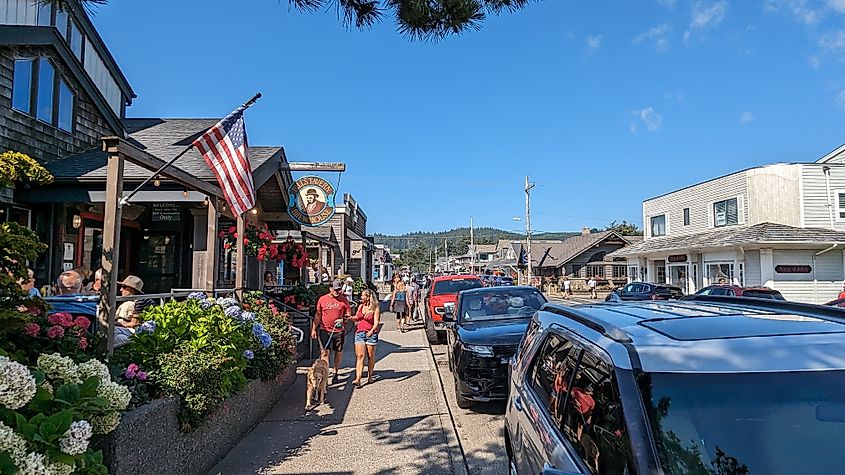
[
  {"x1": 288, "y1": 176, "x2": 336, "y2": 227},
  {"x1": 350, "y1": 240, "x2": 363, "y2": 259},
  {"x1": 152, "y1": 203, "x2": 181, "y2": 222},
  {"x1": 668, "y1": 254, "x2": 688, "y2": 263},
  {"x1": 775, "y1": 265, "x2": 812, "y2": 274}
]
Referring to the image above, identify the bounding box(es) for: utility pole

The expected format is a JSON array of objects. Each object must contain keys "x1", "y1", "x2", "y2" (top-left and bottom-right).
[
  {"x1": 525, "y1": 176, "x2": 535, "y2": 287},
  {"x1": 429, "y1": 248, "x2": 433, "y2": 273},
  {"x1": 470, "y1": 217, "x2": 475, "y2": 274},
  {"x1": 445, "y1": 238, "x2": 449, "y2": 273}
]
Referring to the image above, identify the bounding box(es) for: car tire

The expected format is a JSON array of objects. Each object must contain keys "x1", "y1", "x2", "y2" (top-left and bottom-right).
[
  {"x1": 425, "y1": 314, "x2": 439, "y2": 344},
  {"x1": 455, "y1": 378, "x2": 472, "y2": 409}
]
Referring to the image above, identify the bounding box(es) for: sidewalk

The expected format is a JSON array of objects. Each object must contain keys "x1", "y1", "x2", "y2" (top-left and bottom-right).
[{"x1": 209, "y1": 315, "x2": 462, "y2": 475}]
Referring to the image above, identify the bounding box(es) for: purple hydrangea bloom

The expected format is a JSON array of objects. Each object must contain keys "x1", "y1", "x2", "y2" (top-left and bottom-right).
[
  {"x1": 217, "y1": 297, "x2": 238, "y2": 309},
  {"x1": 187, "y1": 292, "x2": 207, "y2": 300},
  {"x1": 243, "y1": 350, "x2": 254, "y2": 360},
  {"x1": 200, "y1": 298, "x2": 215, "y2": 310},
  {"x1": 258, "y1": 332, "x2": 272, "y2": 348},
  {"x1": 252, "y1": 322, "x2": 266, "y2": 338},
  {"x1": 137, "y1": 321, "x2": 156, "y2": 335},
  {"x1": 225, "y1": 306, "x2": 242, "y2": 319},
  {"x1": 241, "y1": 311, "x2": 256, "y2": 321}
]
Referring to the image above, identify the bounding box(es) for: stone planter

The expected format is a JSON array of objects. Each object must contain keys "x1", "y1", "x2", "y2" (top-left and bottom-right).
[{"x1": 103, "y1": 365, "x2": 296, "y2": 475}]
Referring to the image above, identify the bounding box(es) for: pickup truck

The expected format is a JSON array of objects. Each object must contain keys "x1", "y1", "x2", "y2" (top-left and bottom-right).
[{"x1": 424, "y1": 274, "x2": 482, "y2": 343}]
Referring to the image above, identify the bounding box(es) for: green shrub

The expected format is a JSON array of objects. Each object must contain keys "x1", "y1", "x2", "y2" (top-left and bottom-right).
[
  {"x1": 242, "y1": 295, "x2": 297, "y2": 381},
  {"x1": 155, "y1": 345, "x2": 246, "y2": 431}
]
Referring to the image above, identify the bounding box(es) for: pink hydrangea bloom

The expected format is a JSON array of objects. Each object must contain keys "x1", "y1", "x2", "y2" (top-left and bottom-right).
[
  {"x1": 73, "y1": 316, "x2": 90, "y2": 329},
  {"x1": 47, "y1": 312, "x2": 74, "y2": 328},
  {"x1": 46, "y1": 325, "x2": 65, "y2": 339},
  {"x1": 24, "y1": 323, "x2": 40, "y2": 337},
  {"x1": 125, "y1": 363, "x2": 139, "y2": 379},
  {"x1": 78, "y1": 337, "x2": 88, "y2": 350},
  {"x1": 137, "y1": 371, "x2": 148, "y2": 381}
]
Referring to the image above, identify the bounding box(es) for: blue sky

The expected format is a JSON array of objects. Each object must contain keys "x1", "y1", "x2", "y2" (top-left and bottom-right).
[{"x1": 91, "y1": 0, "x2": 845, "y2": 236}]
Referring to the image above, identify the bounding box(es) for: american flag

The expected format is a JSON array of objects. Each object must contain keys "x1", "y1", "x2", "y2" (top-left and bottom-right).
[{"x1": 193, "y1": 108, "x2": 256, "y2": 216}]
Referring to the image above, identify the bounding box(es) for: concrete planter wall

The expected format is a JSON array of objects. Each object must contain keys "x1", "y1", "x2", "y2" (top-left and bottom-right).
[{"x1": 103, "y1": 365, "x2": 296, "y2": 475}]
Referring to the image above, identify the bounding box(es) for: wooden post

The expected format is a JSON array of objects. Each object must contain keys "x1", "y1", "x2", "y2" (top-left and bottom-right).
[
  {"x1": 103, "y1": 151, "x2": 124, "y2": 357},
  {"x1": 205, "y1": 197, "x2": 218, "y2": 291},
  {"x1": 236, "y1": 213, "x2": 245, "y2": 299}
]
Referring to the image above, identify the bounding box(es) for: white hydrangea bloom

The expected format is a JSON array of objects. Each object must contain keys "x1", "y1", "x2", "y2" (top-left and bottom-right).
[
  {"x1": 36, "y1": 354, "x2": 80, "y2": 384},
  {"x1": 77, "y1": 360, "x2": 111, "y2": 383},
  {"x1": 91, "y1": 412, "x2": 121, "y2": 434},
  {"x1": 41, "y1": 381, "x2": 53, "y2": 395},
  {"x1": 0, "y1": 421, "x2": 27, "y2": 460},
  {"x1": 59, "y1": 420, "x2": 92, "y2": 455},
  {"x1": 16, "y1": 452, "x2": 48, "y2": 475},
  {"x1": 0, "y1": 356, "x2": 37, "y2": 410},
  {"x1": 97, "y1": 381, "x2": 131, "y2": 411},
  {"x1": 46, "y1": 461, "x2": 74, "y2": 475}
]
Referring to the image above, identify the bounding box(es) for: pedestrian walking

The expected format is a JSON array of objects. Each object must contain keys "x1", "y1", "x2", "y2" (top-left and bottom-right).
[
  {"x1": 563, "y1": 277, "x2": 571, "y2": 299},
  {"x1": 588, "y1": 276, "x2": 598, "y2": 299},
  {"x1": 407, "y1": 278, "x2": 420, "y2": 322},
  {"x1": 838, "y1": 282, "x2": 845, "y2": 300},
  {"x1": 343, "y1": 276, "x2": 355, "y2": 301},
  {"x1": 311, "y1": 279, "x2": 352, "y2": 384},
  {"x1": 390, "y1": 275, "x2": 409, "y2": 332},
  {"x1": 351, "y1": 289, "x2": 381, "y2": 388}
]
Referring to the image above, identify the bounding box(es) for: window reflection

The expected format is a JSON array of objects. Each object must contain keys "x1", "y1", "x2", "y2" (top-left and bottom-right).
[{"x1": 36, "y1": 59, "x2": 54, "y2": 123}]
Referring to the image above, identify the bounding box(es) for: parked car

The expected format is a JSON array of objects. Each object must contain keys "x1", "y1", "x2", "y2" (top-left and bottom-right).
[
  {"x1": 425, "y1": 274, "x2": 483, "y2": 344},
  {"x1": 499, "y1": 276, "x2": 515, "y2": 286},
  {"x1": 826, "y1": 297, "x2": 845, "y2": 307},
  {"x1": 505, "y1": 295, "x2": 845, "y2": 474},
  {"x1": 444, "y1": 286, "x2": 547, "y2": 409},
  {"x1": 605, "y1": 282, "x2": 683, "y2": 301},
  {"x1": 692, "y1": 284, "x2": 785, "y2": 300}
]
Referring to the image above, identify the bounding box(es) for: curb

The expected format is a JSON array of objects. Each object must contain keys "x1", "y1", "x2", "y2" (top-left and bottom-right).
[{"x1": 420, "y1": 329, "x2": 469, "y2": 475}]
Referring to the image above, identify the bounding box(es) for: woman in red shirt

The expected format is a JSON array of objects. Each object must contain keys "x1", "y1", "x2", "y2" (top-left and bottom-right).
[{"x1": 351, "y1": 289, "x2": 382, "y2": 388}]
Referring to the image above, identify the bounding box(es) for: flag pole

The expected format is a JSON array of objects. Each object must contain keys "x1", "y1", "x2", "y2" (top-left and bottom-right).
[
  {"x1": 236, "y1": 212, "x2": 245, "y2": 301},
  {"x1": 119, "y1": 93, "x2": 263, "y2": 206}
]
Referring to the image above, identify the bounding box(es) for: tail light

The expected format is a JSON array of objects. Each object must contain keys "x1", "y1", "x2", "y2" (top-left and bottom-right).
[{"x1": 651, "y1": 294, "x2": 661, "y2": 300}]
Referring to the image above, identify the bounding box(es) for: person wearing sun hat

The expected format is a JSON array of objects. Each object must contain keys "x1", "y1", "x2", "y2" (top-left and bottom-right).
[
  {"x1": 115, "y1": 275, "x2": 146, "y2": 329},
  {"x1": 342, "y1": 276, "x2": 355, "y2": 301}
]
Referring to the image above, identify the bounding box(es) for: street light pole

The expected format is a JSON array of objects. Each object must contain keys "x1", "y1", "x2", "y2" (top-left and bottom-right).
[
  {"x1": 470, "y1": 217, "x2": 475, "y2": 274},
  {"x1": 445, "y1": 238, "x2": 449, "y2": 273},
  {"x1": 525, "y1": 176, "x2": 535, "y2": 287}
]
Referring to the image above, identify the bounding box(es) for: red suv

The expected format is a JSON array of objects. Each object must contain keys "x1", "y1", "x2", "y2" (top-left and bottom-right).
[
  {"x1": 425, "y1": 274, "x2": 482, "y2": 343},
  {"x1": 693, "y1": 285, "x2": 785, "y2": 300}
]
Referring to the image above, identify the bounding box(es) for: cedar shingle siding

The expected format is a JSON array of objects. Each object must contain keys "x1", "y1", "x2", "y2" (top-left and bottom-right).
[{"x1": 0, "y1": 46, "x2": 115, "y2": 163}]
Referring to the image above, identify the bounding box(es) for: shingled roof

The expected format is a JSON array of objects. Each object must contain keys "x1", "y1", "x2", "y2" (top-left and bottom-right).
[
  {"x1": 531, "y1": 231, "x2": 633, "y2": 268},
  {"x1": 46, "y1": 118, "x2": 282, "y2": 183},
  {"x1": 608, "y1": 223, "x2": 845, "y2": 257}
]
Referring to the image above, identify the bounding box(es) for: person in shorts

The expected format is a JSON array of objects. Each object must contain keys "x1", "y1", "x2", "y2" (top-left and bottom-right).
[
  {"x1": 311, "y1": 279, "x2": 352, "y2": 384},
  {"x1": 390, "y1": 275, "x2": 408, "y2": 332},
  {"x1": 406, "y1": 278, "x2": 420, "y2": 321},
  {"x1": 350, "y1": 289, "x2": 381, "y2": 388}
]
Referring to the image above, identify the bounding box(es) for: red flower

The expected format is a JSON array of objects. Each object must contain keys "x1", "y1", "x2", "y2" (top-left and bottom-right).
[
  {"x1": 78, "y1": 337, "x2": 88, "y2": 350},
  {"x1": 243, "y1": 238, "x2": 249, "y2": 245},
  {"x1": 229, "y1": 226, "x2": 236, "y2": 233},
  {"x1": 24, "y1": 323, "x2": 40, "y2": 337},
  {"x1": 74, "y1": 316, "x2": 91, "y2": 329},
  {"x1": 218, "y1": 231, "x2": 225, "y2": 238},
  {"x1": 48, "y1": 312, "x2": 74, "y2": 328},
  {"x1": 224, "y1": 243, "x2": 231, "y2": 250},
  {"x1": 47, "y1": 325, "x2": 65, "y2": 339}
]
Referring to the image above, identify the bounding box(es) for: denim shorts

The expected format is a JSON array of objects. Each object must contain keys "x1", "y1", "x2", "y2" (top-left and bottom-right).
[{"x1": 354, "y1": 331, "x2": 379, "y2": 346}]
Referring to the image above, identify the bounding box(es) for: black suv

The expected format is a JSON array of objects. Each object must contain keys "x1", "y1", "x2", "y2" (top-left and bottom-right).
[
  {"x1": 505, "y1": 295, "x2": 845, "y2": 474},
  {"x1": 606, "y1": 282, "x2": 683, "y2": 301}
]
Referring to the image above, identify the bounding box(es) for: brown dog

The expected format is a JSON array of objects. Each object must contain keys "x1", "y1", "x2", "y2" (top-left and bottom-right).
[{"x1": 305, "y1": 359, "x2": 329, "y2": 410}]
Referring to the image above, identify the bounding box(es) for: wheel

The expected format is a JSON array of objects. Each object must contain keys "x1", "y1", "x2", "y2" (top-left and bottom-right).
[
  {"x1": 425, "y1": 314, "x2": 439, "y2": 344},
  {"x1": 455, "y1": 377, "x2": 472, "y2": 409}
]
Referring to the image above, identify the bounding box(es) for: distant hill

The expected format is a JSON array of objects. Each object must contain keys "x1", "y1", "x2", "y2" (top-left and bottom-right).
[{"x1": 372, "y1": 227, "x2": 580, "y2": 251}]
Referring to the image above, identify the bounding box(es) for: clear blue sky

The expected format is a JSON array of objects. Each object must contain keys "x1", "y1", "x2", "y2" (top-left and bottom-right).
[{"x1": 91, "y1": 0, "x2": 845, "y2": 235}]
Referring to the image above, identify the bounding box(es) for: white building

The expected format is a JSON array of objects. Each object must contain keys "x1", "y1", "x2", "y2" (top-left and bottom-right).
[{"x1": 610, "y1": 146, "x2": 845, "y2": 303}]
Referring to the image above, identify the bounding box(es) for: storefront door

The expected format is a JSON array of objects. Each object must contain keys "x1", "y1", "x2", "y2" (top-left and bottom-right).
[
  {"x1": 669, "y1": 265, "x2": 688, "y2": 294},
  {"x1": 139, "y1": 232, "x2": 181, "y2": 294},
  {"x1": 706, "y1": 263, "x2": 734, "y2": 286}
]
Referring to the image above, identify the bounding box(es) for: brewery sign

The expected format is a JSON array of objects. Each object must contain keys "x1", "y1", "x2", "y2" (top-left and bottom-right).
[{"x1": 287, "y1": 176, "x2": 336, "y2": 227}]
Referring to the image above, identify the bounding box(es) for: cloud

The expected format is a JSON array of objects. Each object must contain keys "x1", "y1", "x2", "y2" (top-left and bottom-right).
[
  {"x1": 739, "y1": 112, "x2": 756, "y2": 124},
  {"x1": 634, "y1": 23, "x2": 673, "y2": 52},
  {"x1": 819, "y1": 30, "x2": 845, "y2": 51},
  {"x1": 837, "y1": 89, "x2": 845, "y2": 109},
  {"x1": 828, "y1": 0, "x2": 845, "y2": 13},
  {"x1": 657, "y1": 0, "x2": 677, "y2": 8},
  {"x1": 664, "y1": 91, "x2": 685, "y2": 103},
  {"x1": 764, "y1": 0, "x2": 823, "y2": 25},
  {"x1": 586, "y1": 35, "x2": 603, "y2": 52},
  {"x1": 685, "y1": 1, "x2": 728, "y2": 41},
  {"x1": 631, "y1": 107, "x2": 663, "y2": 133}
]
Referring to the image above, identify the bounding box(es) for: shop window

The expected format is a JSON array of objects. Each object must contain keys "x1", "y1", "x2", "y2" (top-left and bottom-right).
[
  {"x1": 714, "y1": 198, "x2": 738, "y2": 227},
  {"x1": 36, "y1": 58, "x2": 54, "y2": 123},
  {"x1": 612, "y1": 265, "x2": 627, "y2": 279},
  {"x1": 656, "y1": 266, "x2": 666, "y2": 284},
  {"x1": 627, "y1": 266, "x2": 638, "y2": 280},
  {"x1": 55, "y1": 5, "x2": 69, "y2": 40},
  {"x1": 650, "y1": 215, "x2": 666, "y2": 237},
  {"x1": 58, "y1": 79, "x2": 74, "y2": 132},
  {"x1": 837, "y1": 192, "x2": 845, "y2": 220},
  {"x1": 708, "y1": 263, "x2": 734, "y2": 285},
  {"x1": 12, "y1": 59, "x2": 33, "y2": 114},
  {"x1": 68, "y1": 19, "x2": 84, "y2": 61},
  {"x1": 683, "y1": 207, "x2": 690, "y2": 226},
  {"x1": 586, "y1": 266, "x2": 605, "y2": 278},
  {"x1": 37, "y1": 2, "x2": 52, "y2": 26}
]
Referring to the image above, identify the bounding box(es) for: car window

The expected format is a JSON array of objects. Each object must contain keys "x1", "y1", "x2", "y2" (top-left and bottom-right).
[
  {"x1": 708, "y1": 287, "x2": 728, "y2": 296},
  {"x1": 432, "y1": 278, "x2": 483, "y2": 295},
  {"x1": 638, "y1": 284, "x2": 649, "y2": 293},
  {"x1": 623, "y1": 284, "x2": 635, "y2": 293},
  {"x1": 460, "y1": 288, "x2": 545, "y2": 321},
  {"x1": 529, "y1": 333, "x2": 581, "y2": 422},
  {"x1": 561, "y1": 350, "x2": 635, "y2": 474},
  {"x1": 696, "y1": 287, "x2": 712, "y2": 295},
  {"x1": 742, "y1": 289, "x2": 781, "y2": 300}
]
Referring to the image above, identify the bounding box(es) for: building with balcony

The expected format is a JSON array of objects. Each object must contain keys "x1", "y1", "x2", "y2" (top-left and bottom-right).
[{"x1": 611, "y1": 145, "x2": 845, "y2": 303}]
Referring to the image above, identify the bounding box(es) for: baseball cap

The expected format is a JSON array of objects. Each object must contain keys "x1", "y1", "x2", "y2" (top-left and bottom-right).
[{"x1": 331, "y1": 279, "x2": 343, "y2": 290}]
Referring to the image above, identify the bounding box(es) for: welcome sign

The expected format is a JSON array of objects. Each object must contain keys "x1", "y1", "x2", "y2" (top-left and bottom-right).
[{"x1": 288, "y1": 176, "x2": 336, "y2": 226}]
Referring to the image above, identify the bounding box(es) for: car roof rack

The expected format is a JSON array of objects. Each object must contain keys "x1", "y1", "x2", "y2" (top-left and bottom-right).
[
  {"x1": 679, "y1": 294, "x2": 845, "y2": 323},
  {"x1": 541, "y1": 303, "x2": 633, "y2": 343}
]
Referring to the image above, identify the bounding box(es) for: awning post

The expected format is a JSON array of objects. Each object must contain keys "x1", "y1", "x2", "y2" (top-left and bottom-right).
[{"x1": 103, "y1": 150, "x2": 124, "y2": 357}]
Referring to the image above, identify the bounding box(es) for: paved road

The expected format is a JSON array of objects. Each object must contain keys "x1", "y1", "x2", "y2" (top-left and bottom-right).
[{"x1": 210, "y1": 313, "x2": 465, "y2": 475}]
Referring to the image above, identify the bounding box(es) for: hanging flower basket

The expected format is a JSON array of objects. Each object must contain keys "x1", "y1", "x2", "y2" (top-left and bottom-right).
[
  {"x1": 218, "y1": 223, "x2": 280, "y2": 261},
  {"x1": 277, "y1": 238, "x2": 309, "y2": 269}
]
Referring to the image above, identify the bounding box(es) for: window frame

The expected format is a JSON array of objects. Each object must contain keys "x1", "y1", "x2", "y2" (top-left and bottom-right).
[
  {"x1": 10, "y1": 56, "x2": 75, "y2": 133},
  {"x1": 683, "y1": 207, "x2": 690, "y2": 226},
  {"x1": 11, "y1": 58, "x2": 35, "y2": 114},
  {"x1": 650, "y1": 214, "x2": 666, "y2": 237},
  {"x1": 57, "y1": 77, "x2": 75, "y2": 133},
  {"x1": 836, "y1": 191, "x2": 845, "y2": 222},
  {"x1": 35, "y1": 57, "x2": 55, "y2": 124},
  {"x1": 713, "y1": 197, "x2": 739, "y2": 227}
]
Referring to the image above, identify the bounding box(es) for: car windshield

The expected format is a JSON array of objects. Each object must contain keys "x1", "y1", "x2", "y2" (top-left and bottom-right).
[
  {"x1": 432, "y1": 279, "x2": 482, "y2": 295},
  {"x1": 459, "y1": 288, "x2": 545, "y2": 321},
  {"x1": 639, "y1": 371, "x2": 845, "y2": 474},
  {"x1": 742, "y1": 289, "x2": 784, "y2": 300}
]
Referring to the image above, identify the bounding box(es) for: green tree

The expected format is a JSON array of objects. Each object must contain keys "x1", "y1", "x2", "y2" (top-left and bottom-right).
[
  {"x1": 80, "y1": 0, "x2": 537, "y2": 41},
  {"x1": 605, "y1": 220, "x2": 643, "y2": 236}
]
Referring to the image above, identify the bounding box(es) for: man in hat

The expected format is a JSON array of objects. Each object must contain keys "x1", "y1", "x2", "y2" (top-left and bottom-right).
[
  {"x1": 302, "y1": 188, "x2": 326, "y2": 215},
  {"x1": 312, "y1": 278, "x2": 352, "y2": 384}
]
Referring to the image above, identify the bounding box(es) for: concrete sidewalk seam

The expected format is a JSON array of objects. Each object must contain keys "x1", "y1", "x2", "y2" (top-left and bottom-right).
[{"x1": 422, "y1": 332, "x2": 470, "y2": 475}]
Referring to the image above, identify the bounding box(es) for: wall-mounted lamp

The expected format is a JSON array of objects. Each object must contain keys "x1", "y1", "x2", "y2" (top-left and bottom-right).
[
  {"x1": 153, "y1": 177, "x2": 161, "y2": 187},
  {"x1": 182, "y1": 189, "x2": 189, "y2": 198},
  {"x1": 250, "y1": 208, "x2": 258, "y2": 215},
  {"x1": 72, "y1": 214, "x2": 82, "y2": 229},
  {"x1": 203, "y1": 197, "x2": 209, "y2": 206}
]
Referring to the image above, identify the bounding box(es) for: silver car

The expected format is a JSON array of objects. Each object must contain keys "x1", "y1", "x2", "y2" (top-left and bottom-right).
[{"x1": 505, "y1": 295, "x2": 845, "y2": 474}]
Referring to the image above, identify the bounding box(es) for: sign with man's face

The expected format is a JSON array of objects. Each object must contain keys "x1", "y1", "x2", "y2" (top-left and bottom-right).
[{"x1": 287, "y1": 176, "x2": 336, "y2": 226}]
